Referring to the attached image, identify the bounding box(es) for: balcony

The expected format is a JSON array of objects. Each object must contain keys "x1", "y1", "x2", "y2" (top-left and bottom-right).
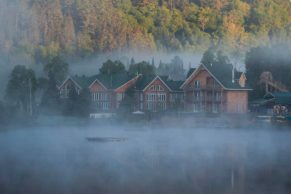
[{"x1": 186, "y1": 85, "x2": 222, "y2": 92}]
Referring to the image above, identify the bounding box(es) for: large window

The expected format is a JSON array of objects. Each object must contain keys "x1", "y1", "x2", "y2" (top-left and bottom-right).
[
  {"x1": 146, "y1": 92, "x2": 167, "y2": 111},
  {"x1": 92, "y1": 92, "x2": 109, "y2": 101},
  {"x1": 96, "y1": 102, "x2": 110, "y2": 110},
  {"x1": 146, "y1": 93, "x2": 166, "y2": 102}
]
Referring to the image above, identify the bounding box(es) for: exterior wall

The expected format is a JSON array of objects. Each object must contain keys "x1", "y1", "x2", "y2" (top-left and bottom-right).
[
  {"x1": 142, "y1": 78, "x2": 171, "y2": 112},
  {"x1": 89, "y1": 81, "x2": 113, "y2": 112},
  {"x1": 225, "y1": 91, "x2": 248, "y2": 113},
  {"x1": 59, "y1": 79, "x2": 81, "y2": 99},
  {"x1": 183, "y1": 67, "x2": 225, "y2": 113},
  {"x1": 187, "y1": 68, "x2": 211, "y2": 87}
]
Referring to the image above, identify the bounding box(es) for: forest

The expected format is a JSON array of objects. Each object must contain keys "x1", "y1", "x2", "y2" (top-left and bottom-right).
[{"x1": 0, "y1": 0, "x2": 291, "y2": 63}]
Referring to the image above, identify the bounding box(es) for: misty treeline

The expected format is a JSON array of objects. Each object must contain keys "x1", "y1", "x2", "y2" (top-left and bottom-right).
[
  {"x1": 0, "y1": 54, "x2": 186, "y2": 124},
  {"x1": 0, "y1": 0, "x2": 291, "y2": 64},
  {"x1": 2, "y1": 43, "x2": 291, "y2": 125},
  {"x1": 246, "y1": 44, "x2": 291, "y2": 100}
]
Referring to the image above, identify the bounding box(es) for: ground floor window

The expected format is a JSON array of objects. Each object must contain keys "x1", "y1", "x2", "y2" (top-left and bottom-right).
[
  {"x1": 96, "y1": 102, "x2": 110, "y2": 110},
  {"x1": 212, "y1": 103, "x2": 220, "y2": 113},
  {"x1": 146, "y1": 102, "x2": 167, "y2": 111},
  {"x1": 193, "y1": 103, "x2": 201, "y2": 112}
]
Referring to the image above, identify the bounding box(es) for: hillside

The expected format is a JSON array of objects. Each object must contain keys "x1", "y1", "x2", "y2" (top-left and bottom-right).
[{"x1": 0, "y1": 0, "x2": 291, "y2": 62}]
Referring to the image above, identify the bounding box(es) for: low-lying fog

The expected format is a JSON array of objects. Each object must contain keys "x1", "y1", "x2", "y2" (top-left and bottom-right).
[{"x1": 0, "y1": 121, "x2": 291, "y2": 194}]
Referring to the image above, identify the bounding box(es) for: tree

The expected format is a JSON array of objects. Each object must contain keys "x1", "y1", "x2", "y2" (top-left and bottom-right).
[
  {"x1": 128, "y1": 61, "x2": 155, "y2": 76},
  {"x1": 201, "y1": 47, "x2": 230, "y2": 67},
  {"x1": 40, "y1": 72, "x2": 60, "y2": 114},
  {"x1": 169, "y1": 56, "x2": 185, "y2": 80},
  {"x1": 99, "y1": 60, "x2": 126, "y2": 75},
  {"x1": 157, "y1": 56, "x2": 185, "y2": 80},
  {"x1": 63, "y1": 84, "x2": 79, "y2": 116},
  {"x1": 5, "y1": 65, "x2": 37, "y2": 114},
  {"x1": 0, "y1": 101, "x2": 5, "y2": 125},
  {"x1": 245, "y1": 44, "x2": 291, "y2": 100},
  {"x1": 44, "y1": 56, "x2": 69, "y2": 82},
  {"x1": 130, "y1": 57, "x2": 136, "y2": 65},
  {"x1": 119, "y1": 86, "x2": 135, "y2": 114},
  {"x1": 77, "y1": 88, "x2": 92, "y2": 117},
  {"x1": 201, "y1": 47, "x2": 216, "y2": 65}
]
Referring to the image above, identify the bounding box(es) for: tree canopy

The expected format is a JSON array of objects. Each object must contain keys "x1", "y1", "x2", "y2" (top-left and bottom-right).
[
  {"x1": 1, "y1": 0, "x2": 291, "y2": 62},
  {"x1": 44, "y1": 56, "x2": 69, "y2": 81},
  {"x1": 5, "y1": 65, "x2": 37, "y2": 113},
  {"x1": 128, "y1": 61, "x2": 155, "y2": 76},
  {"x1": 245, "y1": 44, "x2": 291, "y2": 100},
  {"x1": 99, "y1": 60, "x2": 126, "y2": 75}
]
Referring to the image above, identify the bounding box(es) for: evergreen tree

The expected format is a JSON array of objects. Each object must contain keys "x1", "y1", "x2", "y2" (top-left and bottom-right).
[
  {"x1": 63, "y1": 84, "x2": 79, "y2": 116},
  {"x1": 119, "y1": 86, "x2": 135, "y2": 114},
  {"x1": 44, "y1": 56, "x2": 69, "y2": 82},
  {"x1": 40, "y1": 72, "x2": 60, "y2": 114},
  {"x1": 78, "y1": 88, "x2": 92, "y2": 117},
  {"x1": 128, "y1": 61, "x2": 155, "y2": 76},
  {"x1": 5, "y1": 65, "x2": 37, "y2": 114},
  {"x1": 99, "y1": 60, "x2": 126, "y2": 75}
]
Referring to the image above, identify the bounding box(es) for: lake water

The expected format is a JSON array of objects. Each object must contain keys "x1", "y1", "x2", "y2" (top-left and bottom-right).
[{"x1": 0, "y1": 121, "x2": 291, "y2": 194}]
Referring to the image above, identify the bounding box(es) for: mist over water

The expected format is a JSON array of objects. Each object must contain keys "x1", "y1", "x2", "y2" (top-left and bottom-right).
[{"x1": 0, "y1": 119, "x2": 291, "y2": 194}]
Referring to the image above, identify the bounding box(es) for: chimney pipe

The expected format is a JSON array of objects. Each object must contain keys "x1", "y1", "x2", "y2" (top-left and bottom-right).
[{"x1": 232, "y1": 65, "x2": 235, "y2": 83}]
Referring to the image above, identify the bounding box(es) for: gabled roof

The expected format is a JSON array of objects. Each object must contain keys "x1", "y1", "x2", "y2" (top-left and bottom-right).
[
  {"x1": 181, "y1": 63, "x2": 252, "y2": 90},
  {"x1": 135, "y1": 75, "x2": 183, "y2": 92},
  {"x1": 58, "y1": 76, "x2": 91, "y2": 90},
  {"x1": 186, "y1": 68, "x2": 196, "y2": 78},
  {"x1": 72, "y1": 75, "x2": 96, "y2": 88},
  {"x1": 59, "y1": 73, "x2": 137, "y2": 90},
  {"x1": 164, "y1": 80, "x2": 184, "y2": 91},
  {"x1": 89, "y1": 72, "x2": 136, "y2": 90},
  {"x1": 142, "y1": 76, "x2": 172, "y2": 92},
  {"x1": 135, "y1": 75, "x2": 156, "y2": 90}
]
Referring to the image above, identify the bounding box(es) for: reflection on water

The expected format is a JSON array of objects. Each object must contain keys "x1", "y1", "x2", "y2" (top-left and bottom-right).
[{"x1": 0, "y1": 124, "x2": 291, "y2": 194}]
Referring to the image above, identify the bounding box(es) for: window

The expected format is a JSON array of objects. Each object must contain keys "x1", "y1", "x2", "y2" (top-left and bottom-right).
[
  {"x1": 157, "y1": 93, "x2": 166, "y2": 101},
  {"x1": 117, "y1": 93, "x2": 123, "y2": 101},
  {"x1": 212, "y1": 103, "x2": 219, "y2": 113},
  {"x1": 194, "y1": 80, "x2": 200, "y2": 89},
  {"x1": 215, "y1": 92, "x2": 222, "y2": 101},
  {"x1": 193, "y1": 103, "x2": 201, "y2": 112},
  {"x1": 147, "y1": 93, "x2": 166, "y2": 101},
  {"x1": 147, "y1": 102, "x2": 154, "y2": 110},
  {"x1": 92, "y1": 92, "x2": 110, "y2": 101},
  {"x1": 149, "y1": 85, "x2": 164, "y2": 91},
  {"x1": 96, "y1": 102, "x2": 110, "y2": 110}
]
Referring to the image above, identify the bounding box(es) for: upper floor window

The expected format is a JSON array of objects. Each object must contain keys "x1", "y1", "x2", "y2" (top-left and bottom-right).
[
  {"x1": 92, "y1": 92, "x2": 109, "y2": 101},
  {"x1": 149, "y1": 85, "x2": 164, "y2": 91},
  {"x1": 194, "y1": 80, "x2": 200, "y2": 89}
]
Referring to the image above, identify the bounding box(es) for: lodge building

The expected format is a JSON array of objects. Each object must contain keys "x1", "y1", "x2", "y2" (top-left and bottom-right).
[{"x1": 58, "y1": 63, "x2": 252, "y2": 114}]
